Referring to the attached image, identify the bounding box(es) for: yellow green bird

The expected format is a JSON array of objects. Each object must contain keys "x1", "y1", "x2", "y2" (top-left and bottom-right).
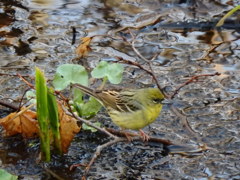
[{"x1": 73, "y1": 84, "x2": 165, "y2": 141}]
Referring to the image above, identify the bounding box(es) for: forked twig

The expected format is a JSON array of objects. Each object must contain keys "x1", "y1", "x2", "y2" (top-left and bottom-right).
[
  {"x1": 120, "y1": 30, "x2": 168, "y2": 97},
  {"x1": 170, "y1": 106, "x2": 203, "y2": 143},
  {"x1": 115, "y1": 57, "x2": 169, "y2": 98},
  {"x1": 170, "y1": 72, "x2": 221, "y2": 99},
  {"x1": 17, "y1": 73, "x2": 35, "y2": 89},
  {"x1": 64, "y1": 108, "x2": 116, "y2": 139},
  {"x1": 81, "y1": 137, "x2": 126, "y2": 180}
]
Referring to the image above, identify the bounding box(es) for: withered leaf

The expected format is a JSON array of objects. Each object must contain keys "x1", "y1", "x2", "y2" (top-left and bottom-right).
[
  {"x1": 0, "y1": 109, "x2": 38, "y2": 137},
  {"x1": 58, "y1": 103, "x2": 81, "y2": 153},
  {"x1": 75, "y1": 37, "x2": 93, "y2": 58}
]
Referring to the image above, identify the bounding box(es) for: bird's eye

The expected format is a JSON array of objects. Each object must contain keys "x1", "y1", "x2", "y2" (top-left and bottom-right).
[{"x1": 152, "y1": 98, "x2": 163, "y2": 104}]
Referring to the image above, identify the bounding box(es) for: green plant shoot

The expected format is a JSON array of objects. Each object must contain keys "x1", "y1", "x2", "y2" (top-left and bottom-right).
[
  {"x1": 47, "y1": 88, "x2": 62, "y2": 154},
  {"x1": 35, "y1": 67, "x2": 51, "y2": 162},
  {"x1": 216, "y1": 5, "x2": 240, "y2": 27}
]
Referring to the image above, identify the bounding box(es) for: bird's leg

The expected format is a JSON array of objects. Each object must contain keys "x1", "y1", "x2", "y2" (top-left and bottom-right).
[
  {"x1": 139, "y1": 129, "x2": 150, "y2": 142},
  {"x1": 119, "y1": 128, "x2": 134, "y2": 141},
  {"x1": 123, "y1": 131, "x2": 133, "y2": 142}
]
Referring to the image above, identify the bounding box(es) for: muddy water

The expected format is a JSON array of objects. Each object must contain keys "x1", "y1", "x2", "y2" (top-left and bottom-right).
[{"x1": 0, "y1": 0, "x2": 240, "y2": 179}]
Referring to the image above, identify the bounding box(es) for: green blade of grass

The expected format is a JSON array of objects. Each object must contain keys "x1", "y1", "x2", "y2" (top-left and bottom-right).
[
  {"x1": 35, "y1": 67, "x2": 51, "y2": 162},
  {"x1": 216, "y1": 5, "x2": 240, "y2": 27},
  {"x1": 47, "y1": 88, "x2": 62, "y2": 154}
]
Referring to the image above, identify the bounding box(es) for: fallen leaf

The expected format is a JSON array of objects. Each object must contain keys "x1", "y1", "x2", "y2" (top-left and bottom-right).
[
  {"x1": 0, "y1": 103, "x2": 81, "y2": 153},
  {"x1": 0, "y1": 109, "x2": 38, "y2": 137},
  {"x1": 58, "y1": 103, "x2": 81, "y2": 153},
  {"x1": 75, "y1": 37, "x2": 93, "y2": 58}
]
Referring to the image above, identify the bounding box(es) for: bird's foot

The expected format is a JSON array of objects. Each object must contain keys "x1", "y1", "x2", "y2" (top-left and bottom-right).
[
  {"x1": 123, "y1": 131, "x2": 133, "y2": 142},
  {"x1": 139, "y1": 129, "x2": 150, "y2": 142},
  {"x1": 69, "y1": 163, "x2": 87, "y2": 171}
]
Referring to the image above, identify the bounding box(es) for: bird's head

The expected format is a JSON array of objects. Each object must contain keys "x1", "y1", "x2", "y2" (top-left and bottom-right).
[{"x1": 141, "y1": 88, "x2": 165, "y2": 107}]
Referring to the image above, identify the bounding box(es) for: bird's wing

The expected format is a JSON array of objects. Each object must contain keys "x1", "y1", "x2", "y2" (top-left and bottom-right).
[{"x1": 97, "y1": 90, "x2": 141, "y2": 112}]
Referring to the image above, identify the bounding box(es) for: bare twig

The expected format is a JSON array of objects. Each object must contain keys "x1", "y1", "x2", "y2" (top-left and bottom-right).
[
  {"x1": 17, "y1": 73, "x2": 35, "y2": 89},
  {"x1": 170, "y1": 106, "x2": 203, "y2": 143},
  {"x1": 0, "y1": 72, "x2": 31, "y2": 78},
  {"x1": 131, "y1": 37, "x2": 149, "y2": 62},
  {"x1": 115, "y1": 57, "x2": 169, "y2": 98},
  {"x1": 82, "y1": 137, "x2": 126, "y2": 180},
  {"x1": 18, "y1": 88, "x2": 32, "y2": 111},
  {"x1": 120, "y1": 30, "x2": 168, "y2": 98},
  {"x1": 0, "y1": 100, "x2": 19, "y2": 111},
  {"x1": 64, "y1": 107, "x2": 116, "y2": 139},
  {"x1": 43, "y1": 165, "x2": 65, "y2": 180},
  {"x1": 71, "y1": 26, "x2": 77, "y2": 45},
  {"x1": 106, "y1": 128, "x2": 173, "y2": 146},
  {"x1": 170, "y1": 72, "x2": 221, "y2": 99}
]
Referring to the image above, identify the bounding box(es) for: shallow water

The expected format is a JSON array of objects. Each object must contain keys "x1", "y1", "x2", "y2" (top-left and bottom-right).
[{"x1": 0, "y1": 0, "x2": 240, "y2": 179}]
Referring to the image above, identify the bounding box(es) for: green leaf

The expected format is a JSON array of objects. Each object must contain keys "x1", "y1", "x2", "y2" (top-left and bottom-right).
[
  {"x1": 53, "y1": 64, "x2": 88, "y2": 90},
  {"x1": 107, "y1": 63, "x2": 124, "y2": 84},
  {"x1": 73, "y1": 88, "x2": 84, "y2": 104},
  {"x1": 82, "y1": 122, "x2": 101, "y2": 132},
  {"x1": 0, "y1": 169, "x2": 18, "y2": 180},
  {"x1": 91, "y1": 61, "x2": 124, "y2": 84},
  {"x1": 47, "y1": 88, "x2": 62, "y2": 154},
  {"x1": 81, "y1": 97, "x2": 102, "y2": 118},
  {"x1": 91, "y1": 61, "x2": 108, "y2": 78},
  {"x1": 35, "y1": 67, "x2": 50, "y2": 162}
]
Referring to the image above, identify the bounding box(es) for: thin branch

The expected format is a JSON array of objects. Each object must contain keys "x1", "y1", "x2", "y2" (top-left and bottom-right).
[
  {"x1": 18, "y1": 88, "x2": 32, "y2": 111},
  {"x1": 106, "y1": 128, "x2": 174, "y2": 146},
  {"x1": 64, "y1": 108, "x2": 116, "y2": 139},
  {"x1": 124, "y1": 30, "x2": 168, "y2": 97},
  {"x1": 0, "y1": 100, "x2": 19, "y2": 111},
  {"x1": 170, "y1": 72, "x2": 221, "y2": 99},
  {"x1": 43, "y1": 165, "x2": 65, "y2": 180},
  {"x1": 131, "y1": 37, "x2": 149, "y2": 62},
  {"x1": 17, "y1": 73, "x2": 35, "y2": 89},
  {"x1": 170, "y1": 105, "x2": 203, "y2": 143},
  {"x1": 0, "y1": 72, "x2": 31, "y2": 78},
  {"x1": 115, "y1": 57, "x2": 169, "y2": 98},
  {"x1": 82, "y1": 137, "x2": 126, "y2": 180}
]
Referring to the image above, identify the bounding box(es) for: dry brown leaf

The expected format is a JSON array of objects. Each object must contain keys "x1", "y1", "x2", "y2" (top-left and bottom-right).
[
  {"x1": 75, "y1": 37, "x2": 93, "y2": 58},
  {"x1": 0, "y1": 109, "x2": 38, "y2": 137},
  {"x1": 0, "y1": 103, "x2": 81, "y2": 153},
  {"x1": 58, "y1": 103, "x2": 81, "y2": 153}
]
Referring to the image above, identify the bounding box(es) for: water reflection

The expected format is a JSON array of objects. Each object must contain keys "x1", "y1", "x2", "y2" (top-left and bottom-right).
[
  {"x1": 29, "y1": 10, "x2": 49, "y2": 26},
  {"x1": 0, "y1": 9, "x2": 15, "y2": 28},
  {"x1": 28, "y1": 0, "x2": 90, "y2": 9}
]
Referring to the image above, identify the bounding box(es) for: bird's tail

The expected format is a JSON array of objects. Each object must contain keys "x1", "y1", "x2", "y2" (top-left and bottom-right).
[{"x1": 71, "y1": 83, "x2": 98, "y2": 99}]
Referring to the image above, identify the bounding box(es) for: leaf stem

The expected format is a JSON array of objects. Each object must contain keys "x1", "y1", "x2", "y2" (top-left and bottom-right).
[{"x1": 99, "y1": 76, "x2": 108, "y2": 90}]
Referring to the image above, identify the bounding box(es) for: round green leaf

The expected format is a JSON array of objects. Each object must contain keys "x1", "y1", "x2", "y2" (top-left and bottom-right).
[
  {"x1": 0, "y1": 169, "x2": 18, "y2": 180},
  {"x1": 91, "y1": 61, "x2": 124, "y2": 84},
  {"x1": 53, "y1": 64, "x2": 88, "y2": 90},
  {"x1": 107, "y1": 63, "x2": 124, "y2": 84},
  {"x1": 91, "y1": 61, "x2": 108, "y2": 79},
  {"x1": 81, "y1": 97, "x2": 102, "y2": 117}
]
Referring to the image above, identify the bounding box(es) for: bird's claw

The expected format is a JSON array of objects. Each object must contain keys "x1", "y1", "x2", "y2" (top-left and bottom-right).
[
  {"x1": 139, "y1": 129, "x2": 150, "y2": 142},
  {"x1": 123, "y1": 131, "x2": 133, "y2": 142}
]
